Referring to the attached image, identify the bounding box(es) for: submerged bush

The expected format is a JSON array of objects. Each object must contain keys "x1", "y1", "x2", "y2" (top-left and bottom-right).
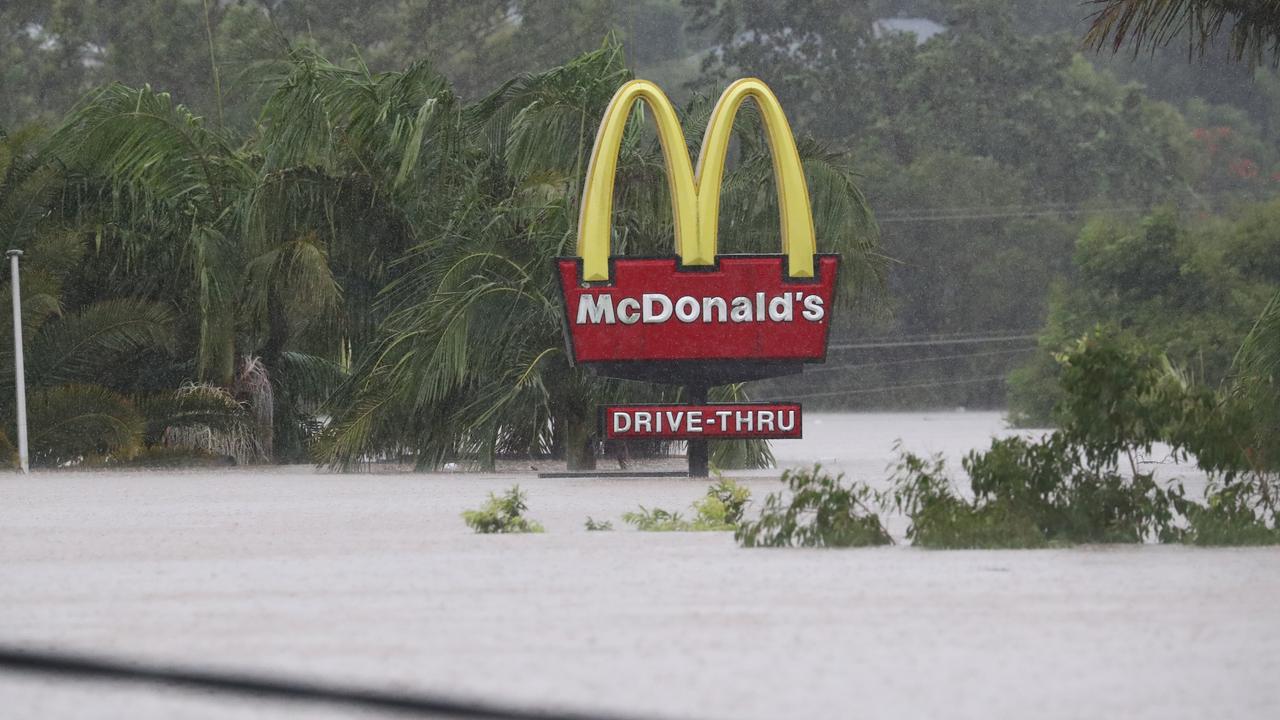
[
  {"x1": 622, "y1": 506, "x2": 693, "y2": 531},
  {"x1": 889, "y1": 438, "x2": 1186, "y2": 548},
  {"x1": 888, "y1": 446, "x2": 1045, "y2": 549},
  {"x1": 584, "y1": 517, "x2": 613, "y2": 531},
  {"x1": 889, "y1": 327, "x2": 1278, "y2": 548},
  {"x1": 1183, "y1": 480, "x2": 1280, "y2": 546},
  {"x1": 735, "y1": 465, "x2": 891, "y2": 548},
  {"x1": 462, "y1": 486, "x2": 544, "y2": 534},
  {"x1": 623, "y1": 478, "x2": 752, "y2": 531}
]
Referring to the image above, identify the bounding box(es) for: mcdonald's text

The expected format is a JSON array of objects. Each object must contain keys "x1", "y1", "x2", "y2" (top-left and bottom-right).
[
  {"x1": 603, "y1": 403, "x2": 802, "y2": 440},
  {"x1": 575, "y1": 290, "x2": 825, "y2": 325},
  {"x1": 558, "y1": 255, "x2": 838, "y2": 365}
]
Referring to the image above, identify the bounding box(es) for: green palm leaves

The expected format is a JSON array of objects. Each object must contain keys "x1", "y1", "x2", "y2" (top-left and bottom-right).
[
  {"x1": 1086, "y1": 0, "x2": 1280, "y2": 65},
  {"x1": 2, "y1": 41, "x2": 883, "y2": 469},
  {"x1": 318, "y1": 42, "x2": 883, "y2": 470}
]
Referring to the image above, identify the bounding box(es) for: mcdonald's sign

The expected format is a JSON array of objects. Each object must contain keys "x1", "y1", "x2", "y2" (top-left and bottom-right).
[{"x1": 557, "y1": 78, "x2": 838, "y2": 385}]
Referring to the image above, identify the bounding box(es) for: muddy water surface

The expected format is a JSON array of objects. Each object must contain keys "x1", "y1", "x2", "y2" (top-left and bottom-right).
[{"x1": 1, "y1": 412, "x2": 1275, "y2": 719}]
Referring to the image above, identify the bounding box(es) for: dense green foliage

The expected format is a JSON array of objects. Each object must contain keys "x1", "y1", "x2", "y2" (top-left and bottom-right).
[
  {"x1": 1010, "y1": 202, "x2": 1280, "y2": 427},
  {"x1": 736, "y1": 465, "x2": 893, "y2": 547},
  {"x1": 0, "y1": 128, "x2": 258, "y2": 465},
  {"x1": 693, "y1": 0, "x2": 1279, "y2": 407},
  {"x1": 895, "y1": 328, "x2": 1279, "y2": 547},
  {"x1": 462, "y1": 485, "x2": 545, "y2": 534},
  {"x1": 1, "y1": 0, "x2": 1277, "y2": 468},
  {"x1": 0, "y1": 39, "x2": 879, "y2": 468}
]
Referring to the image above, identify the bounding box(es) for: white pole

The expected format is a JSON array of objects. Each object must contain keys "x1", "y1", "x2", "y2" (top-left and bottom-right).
[{"x1": 7, "y1": 250, "x2": 28, "y2": 473}]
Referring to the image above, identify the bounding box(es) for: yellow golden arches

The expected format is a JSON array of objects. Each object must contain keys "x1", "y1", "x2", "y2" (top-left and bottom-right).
[
  {"x1": 575, "y1": 77, "x2": 817, "y2": 282},
  {"x1": 695, "y1": 79, "x2": 816, "y2": 278},
  {"x1": 576, "y1": 80, "x2": 702, "y2": 282}
]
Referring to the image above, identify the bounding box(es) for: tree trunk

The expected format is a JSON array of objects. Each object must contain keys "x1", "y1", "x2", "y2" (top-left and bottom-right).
[{"x1": 563, "y1": 412, "x2": 596, "y2": 471}]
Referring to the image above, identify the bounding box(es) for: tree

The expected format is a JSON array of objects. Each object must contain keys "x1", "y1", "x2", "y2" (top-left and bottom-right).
[
  {"x1": 1008, "y1": 202, "x2": 1280, "y2": 425},
  {"x1": 317, "y1": 41, "x2": 884, "y2": 470},
  {"x1": 0, "y1": 127, "x2": 254, "y2": 465}
]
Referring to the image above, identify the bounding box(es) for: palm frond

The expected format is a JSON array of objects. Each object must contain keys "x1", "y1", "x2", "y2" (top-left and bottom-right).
[
  {"x1": 50, "y1": 84, "x2": 248, "y2": 213},
  {"x1": 26, "y1": 298, "x2": 175, "y2": 387},
  {"x1": 27, "y1": 384, "x2": 145, "y2": 466},
  {"x1": 154, "y1": 382, "x2": 265, "y2": 464},
  {"x1": 1232, "y1": 288, "x2": 1280, "y2": 469},
  {"x1": 709, "y1": 383, "x2": 776, "y2": 470},
  {"x1": 140, "y1": 382, "x2": 253, "y2": 441},
  {"x1": 1085, "y1": 0, "x2": 1280, "y2": 65}
]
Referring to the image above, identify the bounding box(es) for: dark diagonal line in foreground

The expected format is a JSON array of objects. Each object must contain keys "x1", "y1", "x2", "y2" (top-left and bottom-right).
[{"x1": 0, "y1": 644, "x2": 663, "y2": 720}]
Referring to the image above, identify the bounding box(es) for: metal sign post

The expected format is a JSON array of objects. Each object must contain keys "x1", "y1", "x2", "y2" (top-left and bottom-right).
[{"x1": 7, "y1": 250, "x2": 29, "y2": 473}]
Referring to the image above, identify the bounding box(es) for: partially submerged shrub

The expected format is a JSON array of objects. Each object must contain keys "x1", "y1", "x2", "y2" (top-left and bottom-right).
[
  {"x1": 584, "y1": 517, "x2": 613, "y2": 531},
  {"x1": 622, "y1": 506, "x2": 693, "y2": 531},
  {"x1": 624, "y1": 479, "x2": 752, "y2": 531},
  {"x1": 736, "y1": 465, "x2": 891, "y2": 548},
  {"x1": 1183, "y1": 479, "x2": 1280, "y2": 546},
  {"x1": 889, "y1": 446, "x2": 1045, "y2": 549},
  {"x1": 887, "y1": 327, "x2": 1277, "y2": 548},
  {"x1": 692, "y1": 478, "x2": 752, "y2": 526},
  {"x1": 462, "y1": 486, "x2": 544, "y2": 533}
]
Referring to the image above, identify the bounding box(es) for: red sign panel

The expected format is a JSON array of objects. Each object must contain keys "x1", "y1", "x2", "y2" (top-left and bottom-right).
[
  {"x1": 603, "y1": 403, "x2": 802, "y2": 440},
  {"x1": 558, "y1": 255, "x2": 838, "y2": 365}
]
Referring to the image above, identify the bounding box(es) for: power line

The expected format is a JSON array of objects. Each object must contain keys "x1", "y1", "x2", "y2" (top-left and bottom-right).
[
  {"x1": 804, "y1": 346, "x2": 1036, "y2": 374},
  {"x1": 877, "y1": 206, "x2": 1150, "y2": 223},
  {"x1": 876, "y1": 200, "x2": 1082, "y2": 216},
  {"x1": 872, "y1": 189, "x2": 1258, "y2": 222},
  {"x1": 835, "y1": 327, "x2": 1042, "y2": 344},
  {"x1": 827, "y1": 334, "x2": 1038, "y2": 351},
  {"x1": 768, "y1": 374, "x2": 1009, "y2": 401}
]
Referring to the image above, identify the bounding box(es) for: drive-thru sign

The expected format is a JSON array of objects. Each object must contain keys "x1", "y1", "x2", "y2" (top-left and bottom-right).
[{"x1": 555, "y1": 78, "x2": 838, "y2": 473}]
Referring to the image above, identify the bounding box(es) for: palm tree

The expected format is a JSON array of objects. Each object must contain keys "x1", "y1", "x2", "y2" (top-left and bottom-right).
[
  {"x1": 47, "y1": 84, "x2": 252, "y2": 384},
  {"x1": 42, "y1": 64, "x2": 364, "y2": 463},
  {"x1": 1085, "y1": 0, "x2": 1280, "y2": 65},
  {"x1": 318, "y1": 41, "x2": 884, "y2": 471},
  {"x1": 0, "y1": 126, "x2": 253, "y2": 465},
  {"x1": 9, "y1": 41, "x2": 883, "y2": 471}
]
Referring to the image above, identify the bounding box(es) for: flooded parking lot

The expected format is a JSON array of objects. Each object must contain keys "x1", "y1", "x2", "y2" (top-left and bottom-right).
[{"x1": 1, "y1": 413, "x2": 1277, "y2": 719}]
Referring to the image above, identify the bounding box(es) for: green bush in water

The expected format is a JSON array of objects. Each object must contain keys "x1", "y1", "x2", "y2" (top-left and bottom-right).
[
  {"x1": 584, "y1": 517, "x2": 613, "y2": 531},
  {"x1": 623, "y1": 478, "x2": 752, "y2": 531},
  {"x1": 462, "y1": 486, "x2": 544, "y2": 533},
  {"x1": 1183, "y1": 483, "x2": 1280, "y2": 546},
  {"x1": 891, "y1": 326, "x2": 1279, "y2": 547},
  {"x1": 888, "y1": 445, "x2": 1045, "y2": 549},
  {"x1": 735, "y1": 465, "x2": 891, "y2": 548}
]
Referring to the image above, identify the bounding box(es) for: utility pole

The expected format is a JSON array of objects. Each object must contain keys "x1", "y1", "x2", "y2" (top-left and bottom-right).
[{"x1": 7, "y1": 250, "x2": 28, "y2": 473}]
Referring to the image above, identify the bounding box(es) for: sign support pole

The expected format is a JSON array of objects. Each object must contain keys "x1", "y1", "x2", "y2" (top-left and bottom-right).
[
  {"x1": 686, "y1": 383, "x2": 709, "y2": 477},
  {"x1": 7, "y1": 250, "x2": 28, "y2": 473}
]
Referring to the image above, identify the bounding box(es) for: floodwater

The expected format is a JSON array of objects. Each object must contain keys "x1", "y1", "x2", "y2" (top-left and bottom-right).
[{"x1": 1, "y1": 412, "x2": 1276, "y2": 719}]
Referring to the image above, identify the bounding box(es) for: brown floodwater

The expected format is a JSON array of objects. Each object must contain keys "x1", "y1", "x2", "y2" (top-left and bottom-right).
[{"x1": 1, "y1": 412, "x2": 1275, "y2": 719}]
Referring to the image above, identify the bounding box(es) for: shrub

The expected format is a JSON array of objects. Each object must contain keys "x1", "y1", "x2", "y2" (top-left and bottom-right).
[
  {"x1": 622, "y1": 506, "x2": 693, "y2": 531},
  {"x1": 888, "y1": 446, "x2": 1045, "y2": 549},
  {"x1": 584, "y1": 517, "x2": 613, "y2": 531},
  {"x1": 735, "y1": 465, "x2": 891, "y2": 548},
  {"x1": 462, "y1": 486, "x2": 544, "y2": 533},
  {"x1": 1183, "y1": 478, "x2": 1280, "y2": 546},
  {"x1": 692, "y1": 478, "x2": 752, "y2": 526},
  {"x1": 623, "y1": 478, "x2": 752, "y2": 532},
  {"x1": 889, "y1": 327, "x2": 1277, "y2": 547}
]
